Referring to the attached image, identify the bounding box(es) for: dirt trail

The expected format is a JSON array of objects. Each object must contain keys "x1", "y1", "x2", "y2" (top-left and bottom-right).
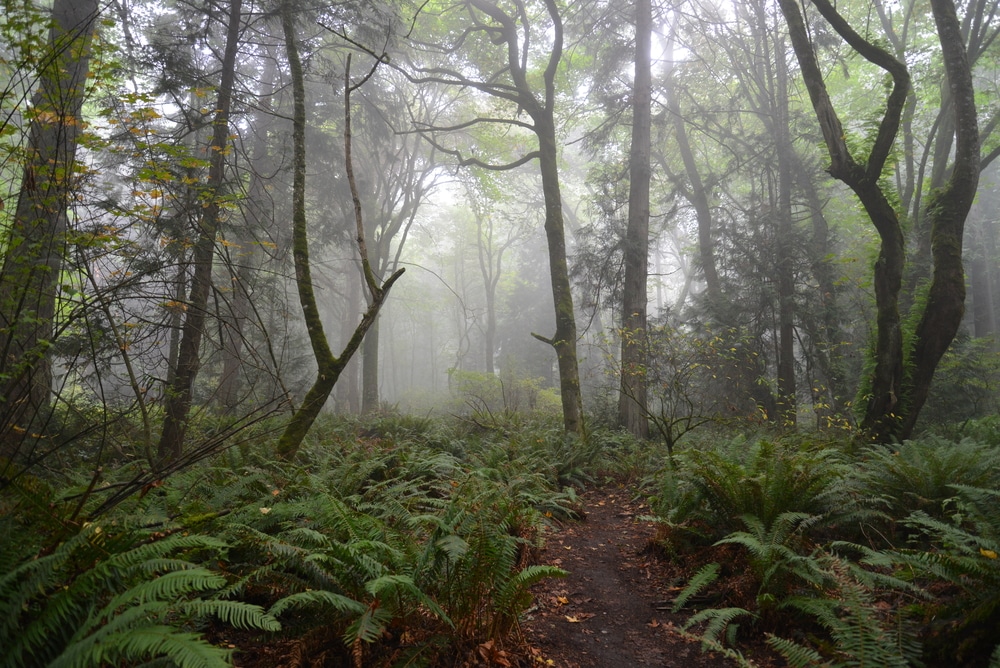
[{"x1": 522, "y1": 485, "x2": 738, "y2": 668}]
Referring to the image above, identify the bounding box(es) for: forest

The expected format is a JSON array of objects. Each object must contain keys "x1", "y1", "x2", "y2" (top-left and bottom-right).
[{"x1": 1, "y1": 0, "x2": 1000, "y2": 665}]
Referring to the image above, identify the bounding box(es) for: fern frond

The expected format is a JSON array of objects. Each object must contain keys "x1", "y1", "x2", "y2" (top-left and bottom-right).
[
  {"x1": 673, "y1": 563, "x2": 720, "y2": 612},
  {"x1": 268, "y1": 589, "x2": 367, "y2": 618},
  {"x1": 766, "y1": 634, "x2": 829, "y2": 667},
  {"x1": 345, "y1": 603, "x2": 394, "y2": 645},
  {"x1": 178, "y1": 599, "x2": 281, "y2": 632},
  {"x1": 683, "y1": 606, "x2": 755, "y2": 644},
  {"x1": 50, "y1": 625, "x2": 233, "y2": 668}
]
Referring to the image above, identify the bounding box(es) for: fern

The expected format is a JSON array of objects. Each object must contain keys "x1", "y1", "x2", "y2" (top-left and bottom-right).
[
  {"x1": 890, "y1": 485, "x2": 1000, "y2": 661},
  {"x1": 269, "y1": 589, "x2": 368, "y2": 618},
  {"x1": 715, "y1": 512, "x2": 821, "y2": 601},
  {"x1": 850, "y1": 437, "x2": 1000, "y2": 523},
  {"x1": 769, "y1": 556, "x2": 921, "y2": 668},
  {"x1": 683, "y1": 606, "x2": 757, "y2": 646},
  {"x1": 766, "y1": 635, "x2": 828, "y2": 667},
  {"x1": 0, "y1": 523, "x2": 279, "y2": 668},
  {"x1": 654, "y1": 436, "x2": 845, "y2": 542},
  {"x1": 672, "y1": 562, "x2": 721, "y2": 612}
]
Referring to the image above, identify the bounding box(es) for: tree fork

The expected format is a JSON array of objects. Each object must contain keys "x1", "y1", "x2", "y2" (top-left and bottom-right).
[{"x1": 275, "y1": 20, "x2": 402, "y2": 459}]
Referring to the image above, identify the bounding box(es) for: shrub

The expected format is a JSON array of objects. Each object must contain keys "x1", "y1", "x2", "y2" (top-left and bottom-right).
[{"x1": 652, "y1": 436, "x2": 847, "y2": 542}]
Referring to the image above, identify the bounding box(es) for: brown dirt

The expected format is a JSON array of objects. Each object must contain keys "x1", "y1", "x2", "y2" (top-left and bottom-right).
[{"x1": 519, "y1": 483, "x2": 742, "y2": 668}]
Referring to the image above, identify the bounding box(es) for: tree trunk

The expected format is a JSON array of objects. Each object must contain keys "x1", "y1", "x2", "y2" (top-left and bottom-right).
[
  {"x1": 772, "y1": 28, "x2": 797, "y2": 427},
  {"x1": 618, "y1": 0, "x2": 652, "y2": 439},
  {"x1": 156, "y1": 0, "x2": 243, "y2": 465},
  {"x1": 0, "y1": 0, "x2": 99, "y2": 437},
  {"x1": 217, "y1": 49, "x2": 278, "y2": 414},
  {"x1": 361, "y1": 317, "x2": 380, "y2": 414},
  {"x1": 274, "y1": 18, "x2": 403, "y2": 458},
  {"x1": 899, "y1": 0, "x2": 979, "y2": 436},
  {"x1": 779, "y1": 0, "x2": 977, "y2": 442},
  {"x1": 534, "y1": 113, "x2": 585, "y2": 436}
]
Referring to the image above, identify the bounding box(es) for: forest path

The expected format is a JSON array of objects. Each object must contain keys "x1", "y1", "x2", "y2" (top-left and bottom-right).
[{"x1": 520, "y1": 484, "x2": 739, "y2": 668}]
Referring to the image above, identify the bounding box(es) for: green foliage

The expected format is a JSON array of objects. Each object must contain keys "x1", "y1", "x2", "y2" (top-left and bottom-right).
[
  {"x1": 0, "y1": 523, "x2": 279, "y2": 668},
  {"x1": 922, "y1": 336, "x2": 1000, "y2": 425},
  {"x1": 768, "y1": 556, "x2": 922, "y2": 668},
  {"x1": 716, "y1": 512, "x2": 822, "y2": 608},
  {"x1": 420, "y1": 476, "x2": 566, "y2": 640},
  {"x1": 682, "y1": 606, "x2": 757, "y2": 649},
  {"x1": 893, "y1": 484, "x2": 1000, "y2": 663},
  {"x1": 658, "y1": 430, "x2": 1000, "y2": 666},
  {"x1": 652, "y1": 436, "x2": 846, "y2": 542},
  {"x1": 672, "y1": 562, "x2": 721, "y2": 612},
  {"x1": 448, "y1": 368, "x2": 561, "y2": 428},
  {"x1": 847, "y1": 436, "x2": 1000, "y2": 522}
]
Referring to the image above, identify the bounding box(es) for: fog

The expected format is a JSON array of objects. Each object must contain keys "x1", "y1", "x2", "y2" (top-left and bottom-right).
[{"x1": 1, "y1": 0, "x2": 998, "y2": 464}]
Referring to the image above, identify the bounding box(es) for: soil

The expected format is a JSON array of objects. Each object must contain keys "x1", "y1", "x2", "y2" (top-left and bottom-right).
[{"x1": 519, "y1": 483, "x2": 741, "y2": 668}]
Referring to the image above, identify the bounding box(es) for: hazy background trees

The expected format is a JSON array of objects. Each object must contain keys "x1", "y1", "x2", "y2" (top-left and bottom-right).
[{"x1": 1, "y1": 0, "x2": 998, "y2": 471}]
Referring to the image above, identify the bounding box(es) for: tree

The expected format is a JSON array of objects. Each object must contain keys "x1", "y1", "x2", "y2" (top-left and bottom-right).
[
  {"x1": 618, "y1": 0, "x2": 652, "y2": 438},
  {"x1": 403, "y1": 0, "x2": 585, "y2": 435},
  {"x1": 156, "y1": 0, "x2": 244, "y2": 465},
  {"x1": 348, "y1": 72, "x2": 441, "y2": 414},
  {"x1": 0, "y1": 0, "x2": 100, "y2": 445},
  {"x1": 777, "y1": 0, "x2": 980, "y2": 441},
  {"x1": 275, "y1": 4, "x2": 403, "y2": 459}
]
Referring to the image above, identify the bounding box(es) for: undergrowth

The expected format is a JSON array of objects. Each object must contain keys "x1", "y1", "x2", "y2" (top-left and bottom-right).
[
  {"x1": 651, "y1": 431, "x2": 1000, "y2": 667},
  {"x1": 0, "y1": 413, "x2": 586, "y2": 667}
]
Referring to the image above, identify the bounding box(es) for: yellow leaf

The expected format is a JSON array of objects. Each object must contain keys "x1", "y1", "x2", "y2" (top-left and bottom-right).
[
  {"x1": 981, "y1": 548, "x2": 998, "y2": 559},
  {"x1": 565, "y1": 616, "x2": 580, "y2": 623},
  {"x1": 556, "y1": 596, "x2": 569, "y2": 605}
]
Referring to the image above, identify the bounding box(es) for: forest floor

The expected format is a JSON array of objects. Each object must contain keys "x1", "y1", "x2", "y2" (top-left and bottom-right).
[{"x1": 518, "y1": 483, "x2": 764, "y2": 668}]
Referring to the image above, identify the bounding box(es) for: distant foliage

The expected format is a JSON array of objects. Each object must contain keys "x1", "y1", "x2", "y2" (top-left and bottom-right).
[
  {"x1": 921, "y1": 336, "x2": 1000, "y2": 425},
  {"x1": 448, "y1": 368, "x2": 561, "y2": 428}
]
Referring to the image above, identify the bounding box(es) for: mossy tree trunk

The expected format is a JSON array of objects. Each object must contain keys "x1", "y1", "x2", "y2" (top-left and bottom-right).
[
  {"x1": 0, "y1": 0, "x2": 99, "y2": 442},
  {"x1": 275, "y1": 7, "x2": 402, "y2": 460},
  {"x1": 778, "y1": 0, "x2": 978, "y2": 442}
]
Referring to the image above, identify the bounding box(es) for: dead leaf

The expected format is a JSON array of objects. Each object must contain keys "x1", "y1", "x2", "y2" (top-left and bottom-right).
[
  {"x1": 556, "y1": 596, "x2": 569, "y2": 605},
  {"x1": 565, "y1": 615, "x2": 581, "y2": 623}
]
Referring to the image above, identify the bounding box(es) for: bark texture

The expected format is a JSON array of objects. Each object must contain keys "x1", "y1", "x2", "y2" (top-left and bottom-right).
[
  {"x1": 778, "y1": 0, "x2": 977, "y2": 442},
  {"x1": 618, "y1": 0, "x2": 652, "y2": 439},
  {"x1": 0, "y1": 0, "x2": 100, "y2": 440}
]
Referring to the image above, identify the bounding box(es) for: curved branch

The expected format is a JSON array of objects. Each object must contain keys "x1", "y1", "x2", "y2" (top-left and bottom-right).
[{"x1": 808, "y1": 0, "x2": 909, "y2": 180}]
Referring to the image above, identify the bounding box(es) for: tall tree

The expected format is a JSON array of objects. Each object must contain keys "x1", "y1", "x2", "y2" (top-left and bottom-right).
[
  {"x1": 0, "y1": 0, "x2": 100, "y2": 443},
  {"x1": 275, "y1": 4, "x2": 403, "y2": 458},
  {"x1": 156, "y1": 0, "x2": 244, "y2": 465},
  {"x1": 404, "y1": 0, "x2": 586, "y2": 435},
  {"x1": 777, "y1": 0, "x2": 980, "y2": 441},
  {"x1": 618, "y1": 0, "x2": 652, "y2": 438}
]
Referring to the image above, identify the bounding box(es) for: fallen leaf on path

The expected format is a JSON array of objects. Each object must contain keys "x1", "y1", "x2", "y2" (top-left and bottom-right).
[{"x1": 565, "y1": 612, "x2": 595, "y2": 623}]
